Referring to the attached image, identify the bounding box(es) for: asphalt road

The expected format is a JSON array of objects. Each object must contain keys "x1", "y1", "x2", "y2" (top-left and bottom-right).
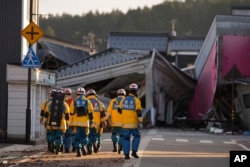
[
  {"x1": 138, "y1": 128, "x2": 250, "y2": 167},
  {"x1": 1, "y1": 128, "x2": 250, "y2": 167}
]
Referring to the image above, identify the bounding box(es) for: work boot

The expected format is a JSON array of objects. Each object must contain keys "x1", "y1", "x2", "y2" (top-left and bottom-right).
[
  {"x1": 48, "y1": 142, "x2": 54, "y2": 153},
  {"x1": 97, "y1": 143, "x2": 101, "y2": 152},
  {"x1": 112, "y1": 143, "x2": 117, "y2": 152},
  {"x1": 93, "y1": 143, "x2": 98, "y2": 153},
  {"x1": 76, "y1": 148, "x2": 82, "y2": 157},
  {"x1": 81, "y1": 146, "x2": 87, "y2": 156},
  {"x1": 47, "y1": 142, "x2": 51, "y2": 152},
  {"x1": 118, "y1": 144, "x2": 122, "y2": 154},
  {"x1": 55, "y1": 146, "x2": 62, "y2": 155},
  {"x1": 131, "y1": 151, "x2": 139, "y2": 158},
  {"x1": 65, "y1": 148, "x2": 70, "y2": 153},
  {"x1": 125, "y1": 154, "x2": 130, "y2": 159},
  {"x1": 51, "y1": 142, "x2": 55, "y2": 153},
  {"x1": 87, "y1": 145, "x2": 92, "y2": 155},
  {"x1": 60, "y1": 145, "x2": 63, "y2": 152}
]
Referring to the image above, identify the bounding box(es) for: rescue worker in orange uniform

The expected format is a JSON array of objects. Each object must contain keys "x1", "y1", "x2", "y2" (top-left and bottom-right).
[
  {"x1": 86, "y1": 89, "x2": 106, "y2": 154},
  {"x1": 44, "y1": 89, "x2": 70, "y2": 154},
  {"x1": 40, "y1": 88, "x2": 56, "y2": 152},
  {"x1": 118, "y1": 83, "x2": 143, "y2": 159},
  {"x1": 71, "y1": 87, "x2": 94, "y2": 157},
  {"x1": 102, "y1": 88, "x2": 126, "y2": 154},
  {"x1": 63, "y1": 88, "x2": 75, "y2": 153}
]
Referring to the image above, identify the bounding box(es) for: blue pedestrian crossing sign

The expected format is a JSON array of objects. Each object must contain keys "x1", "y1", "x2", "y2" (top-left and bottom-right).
[{"x1": 22, "y1": 48, "x2": 40, "y2": 68}]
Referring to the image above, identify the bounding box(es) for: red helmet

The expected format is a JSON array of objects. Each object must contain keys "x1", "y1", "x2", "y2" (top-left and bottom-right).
[
  {"x1": 129, "y1": 83, "x2": 138, "y2": 90},
  {"x1": 117, "y1": 89, "x2": 126, "y2": 96},
  {"x1": 87, "y1": 89, "x2": 97, "y2": 96},
  {"x1": 76, "y1": 87, "x2": 85, "y2": 95},
  {"x1": 64, "y1": 88, "x2": 72, "y2": 94}
]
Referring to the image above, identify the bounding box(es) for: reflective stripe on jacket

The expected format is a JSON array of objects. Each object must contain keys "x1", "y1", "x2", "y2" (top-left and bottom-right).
[
  {"x1": 120, "y1": 94, "x2": 142, "y2": 129},
  {"x1": 71, "y1": 95, "x2": 94, "y2": 128}
]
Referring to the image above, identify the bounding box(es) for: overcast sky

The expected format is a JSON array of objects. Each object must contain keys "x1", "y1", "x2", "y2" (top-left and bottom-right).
[{"x1": 39, "y1": 0, "x2": 167, "y2": 15}]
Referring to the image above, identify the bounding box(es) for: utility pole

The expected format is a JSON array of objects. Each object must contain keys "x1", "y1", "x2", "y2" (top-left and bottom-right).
[{"x1": 25, "y1": 0, "x2": 33, "y2": 144}]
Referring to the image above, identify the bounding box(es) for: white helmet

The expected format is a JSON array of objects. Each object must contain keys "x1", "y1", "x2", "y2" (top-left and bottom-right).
[
  {"x1": 49, "y1": 88, "x2": 57, "y2": 95},
  {"x1": 77, "y1": 87, "x2": 86, "y2": 95},
  {"x1": 129, "y1": 83, "x2": 138, "y2": 90},
  {"x1": 87, "y1": 89, "x2": 97, "y2": 96},
  {"x1": 56, "y1": 88, "x2": 64, "y2": 93},
  {"x1": 49, "y1": 88, "x2": 57, "y2": 97},
  {"x1": 117, "y1": 89, "x2": 126, "y2": 96},
  {"x1": 64, "y1": 88, "x2": 72, "y2": 95}
]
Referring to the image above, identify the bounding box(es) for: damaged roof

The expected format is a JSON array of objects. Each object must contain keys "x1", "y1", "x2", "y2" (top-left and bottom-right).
[
  {"x1": 57, "y1": 47, "x2": 149, "y2": 79},
  {"x1": 168, "y1": 36, "x2": 204, "y2": 52},
  {"x1": 37, "y1": 41, "x2": 89, "y2": 70},
  {"x1": 107, "y1": 31, "x2": 169, "y2": 53},
  {"x1": 56, "y1": 47, "x2": 196, "y2": 103}
]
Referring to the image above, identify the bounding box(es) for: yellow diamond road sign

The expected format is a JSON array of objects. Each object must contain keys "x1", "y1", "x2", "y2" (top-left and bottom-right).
[{"x1": 21, "y1": 21, "x2": 43, "y2": 45}]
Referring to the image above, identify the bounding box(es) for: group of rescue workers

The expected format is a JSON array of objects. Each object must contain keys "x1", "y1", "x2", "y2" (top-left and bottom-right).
[{"x1": 40, "y1": 83, "x2": 143, "y2": 160}]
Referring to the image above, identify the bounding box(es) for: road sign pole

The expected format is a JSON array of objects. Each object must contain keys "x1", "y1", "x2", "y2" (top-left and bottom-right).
[{"x1": 25, "y1": 0, "x2": 33, "y2": 144}]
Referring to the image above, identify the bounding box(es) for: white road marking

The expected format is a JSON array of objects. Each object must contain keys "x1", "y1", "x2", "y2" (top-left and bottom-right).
[
  {"x1": 200, "y1": 140, "x2": 213, "y2": 144},
  {"x1": 176, "y1": 139, "x2": 188, "y2": 142},
  {"x1": 102, "y1": 139, "x2": 112, "y2": 142},
  {"x1": 152, "y1": 137, "x2": 164, "y2": 141},
  {"x1": 231, "y1": 139, "x2": 250, "y2": 151}
]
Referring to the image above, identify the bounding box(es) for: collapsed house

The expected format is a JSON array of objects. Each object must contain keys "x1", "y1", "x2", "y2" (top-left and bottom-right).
[
  {"x1": 55, "y1": 32, "x2": 200, "y2": 128},
  {"x1": 189, "y1": 15, "x2": 250, "y2": 131},
  {"x1": 55, "y1": 14, "x2": 250, "y2": 131},
  {"x1": 56, "y1": 48, "x2": 198, "y2": 127}
]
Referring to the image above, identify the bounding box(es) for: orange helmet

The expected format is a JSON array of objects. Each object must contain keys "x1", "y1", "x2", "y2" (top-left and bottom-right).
[
  {"x1": 76, "y1": 87, "x2": 86, "y2": 95},
  {"x1": 117, "y1": 89, "x2": 126, "y2": 96}
]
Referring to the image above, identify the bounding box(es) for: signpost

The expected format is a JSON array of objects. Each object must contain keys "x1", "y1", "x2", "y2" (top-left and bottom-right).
[
  {"x1": 21, "y1": 21, "x2": 43, "y2": 45},
  {"x1": 22, "y1": 48, "x2": 40, "y2": 68},
  {"x1": 21, "y1": 0, "x2": 43, "y2": 144}
]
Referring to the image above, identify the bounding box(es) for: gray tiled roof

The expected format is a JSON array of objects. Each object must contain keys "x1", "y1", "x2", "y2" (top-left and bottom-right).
[
  {"x1": 57, "y1": 48, "x2": 149, "y2": 78},
  {"x1": 107, "y1": 31, "x2": 169, "y2": 52},
  {"x1": 168, "y1": 36, "x2": 204, "y2": 52},
  {"x1": 38, "y1": 41, "x2": 89, "y2": 65}
]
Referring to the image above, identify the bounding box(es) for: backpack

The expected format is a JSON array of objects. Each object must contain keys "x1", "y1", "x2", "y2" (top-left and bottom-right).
[
  {"x1": 74, "y1": 95, "x2": 88, "y2": 116},
  {"x1": 49, "y1": 90, "x2": 65, "y2": 127}
]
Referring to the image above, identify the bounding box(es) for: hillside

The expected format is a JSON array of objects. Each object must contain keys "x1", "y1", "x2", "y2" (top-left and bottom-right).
[{"x1": 39, "y1": 0, "x2": 250, "y2": 51}]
